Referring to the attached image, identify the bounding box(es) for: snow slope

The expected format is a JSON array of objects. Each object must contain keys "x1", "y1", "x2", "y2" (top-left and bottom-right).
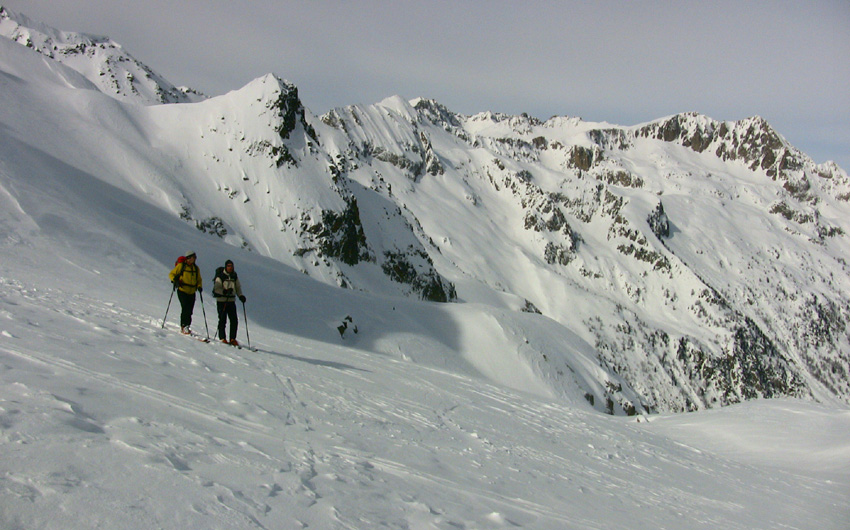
[
  {"x1": 1, "y1": 11, "x2": 849, "y2": 528},
  {"x1": 1, "y1": 188, "x2": 848, "y2": 528}
]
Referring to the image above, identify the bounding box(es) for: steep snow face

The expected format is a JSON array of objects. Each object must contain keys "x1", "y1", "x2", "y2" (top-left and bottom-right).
[
  {"x1": 2, "y1": 10, "x2": 849, "y2": 415},
  {"x1": 0, "y1": 6, "x2": 205, "y2": 104}
]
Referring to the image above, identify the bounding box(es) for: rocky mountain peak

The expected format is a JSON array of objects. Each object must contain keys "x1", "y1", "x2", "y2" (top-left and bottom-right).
[
  {"x1": 412, "y1": 97, "x2": 463, "y2": 129},
  {"x1": 635, "y1": 112, "x2": 809, "y2": 180},
  {"x1": 0, "y1": 5, "x2": 204, "y2": 105}
]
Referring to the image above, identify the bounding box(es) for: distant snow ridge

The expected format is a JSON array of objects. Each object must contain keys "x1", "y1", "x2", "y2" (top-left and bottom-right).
[
  {"x1": 307, "y1": 98, "x2": 849, "y2": 414},
  {"x1": 305, "y1": 97, "x2": 850, "y2": 413},
  {"x1": 0, "y1": 6, "x2": 205, "y2": 104},
  {"x1": 3, "y1": 7, "x2": 848, "y2": 415}
]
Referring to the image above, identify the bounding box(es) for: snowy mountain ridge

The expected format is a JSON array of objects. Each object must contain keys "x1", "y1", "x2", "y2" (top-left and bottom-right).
[
  {"x1": 186, "y1": 77, "x2": 849, "y2": 413},
  {"x1": 0, "y1": 6, "x2": 205, "y2": 105},
  {"x1": 2, "y1": 6, "x2": 849, "y2": 417}
]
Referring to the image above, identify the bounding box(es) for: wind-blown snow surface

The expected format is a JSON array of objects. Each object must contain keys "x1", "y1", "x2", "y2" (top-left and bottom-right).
[
  {"x1": 2, "y1": 239, "x2": 849, "y2": 529},
  {"x1": 1, "y1": 11, "x2": 849, "y2": 529},
  {"x1": 2, "y1": 241, "x2": 849, "y2": 529}
]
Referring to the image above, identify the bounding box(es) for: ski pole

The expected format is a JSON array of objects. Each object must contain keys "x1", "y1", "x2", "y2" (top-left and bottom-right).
[
  {"x1": 242, "y1": 300, "x2": 251, "y2": 349},
  {"x1": 199, "y1": 290, "x2": 210, "y2": 340},
  {"x1": 161, "y1": 284, "x2": 176, "y2": 328}
]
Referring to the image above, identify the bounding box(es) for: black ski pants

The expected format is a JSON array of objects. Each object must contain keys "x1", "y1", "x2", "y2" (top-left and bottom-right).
[
  {"x1": 217, "y1": 300, "x2": 238, "y2": 341},
  {"x1": 177, "y1": 290, "x2": 196, "y2": 329}
]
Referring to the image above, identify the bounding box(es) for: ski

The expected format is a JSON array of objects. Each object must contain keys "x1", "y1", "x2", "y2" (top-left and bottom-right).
[
  {"x1": 215, "y1": 341, "x2": 257, "y2": 352},
  {"x1": 167, "y1": 324, "x2": 254, "y2": 350},
  {"x1": 174, "y1": 328, "x2": 210, "y2": 343},
  {"x1": 185, "y1": 333, "x2": 211, "y2": 343},
  {"x1": 210, "y1": 340, "x2": 258, "y2": 351}
]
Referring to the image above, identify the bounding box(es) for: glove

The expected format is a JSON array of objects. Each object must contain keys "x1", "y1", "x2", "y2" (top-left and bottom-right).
[
  {"x1": 172, "y1": 280, "x2": 180, "y2": 289},
  {"x1": 197, "y1": 286, "x2": 203, "y2": 293},
  {"x1": 224, "y1": 288, "x2": 235, "y2": 296},
  {"x1": 239, "y1": 295, "x2": 246, "y2": 303}
]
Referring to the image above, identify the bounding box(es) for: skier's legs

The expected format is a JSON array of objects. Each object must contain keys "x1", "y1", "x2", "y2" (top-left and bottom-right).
[
  {"x1": 226, "y1": 302, "x2": 239, "y2": 341},
  {"x1": 217, "y1": 301, "x2": 228, "y2": 340},
  {"x1": 177, "y1": 290, "x2": 195, "y2": 329}
]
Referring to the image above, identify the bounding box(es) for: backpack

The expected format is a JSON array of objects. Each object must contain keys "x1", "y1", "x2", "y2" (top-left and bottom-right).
[{"x1": 170, "y1": 256, "x2": 186, "y2": 289}]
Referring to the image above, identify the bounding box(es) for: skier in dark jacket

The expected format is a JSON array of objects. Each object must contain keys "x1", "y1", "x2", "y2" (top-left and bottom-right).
[{"x1": 213, "y1": 260, "x2": 246, "y2": 346}]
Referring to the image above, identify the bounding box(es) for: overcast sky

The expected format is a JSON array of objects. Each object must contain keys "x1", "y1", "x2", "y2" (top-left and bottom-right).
[{"x1": 5, "y1": 0, "x2": 849, "y2": 169}]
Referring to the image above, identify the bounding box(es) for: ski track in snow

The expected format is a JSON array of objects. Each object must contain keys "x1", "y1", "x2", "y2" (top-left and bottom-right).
[{"x1": 1, "y1": 276, "x2": 848, "y2": 529}]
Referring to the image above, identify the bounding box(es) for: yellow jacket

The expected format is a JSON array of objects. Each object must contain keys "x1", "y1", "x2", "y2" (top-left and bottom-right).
[{"x1": 169, "y1": 262, "x2": 202, "y2": 294}]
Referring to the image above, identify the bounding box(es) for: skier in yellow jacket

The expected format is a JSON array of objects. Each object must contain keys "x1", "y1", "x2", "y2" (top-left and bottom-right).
[{"x1": 168, "y1": 251, "x2": 203, "y2": 334}]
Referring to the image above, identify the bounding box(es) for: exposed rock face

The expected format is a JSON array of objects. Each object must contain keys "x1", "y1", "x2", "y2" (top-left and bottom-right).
[
  {"x1": 635, "y1": 113, "x2": 821, "y2": 184},
  {"x1": 310, "y1": 199, "x2": 372, "y2": 267}
]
